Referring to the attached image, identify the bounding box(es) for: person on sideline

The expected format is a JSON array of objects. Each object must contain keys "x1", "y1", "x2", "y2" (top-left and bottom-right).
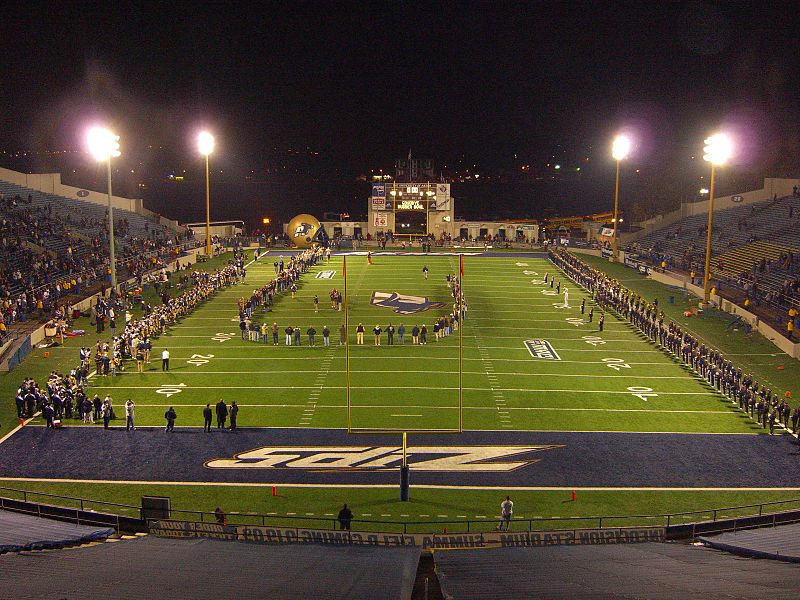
[
  {"x1": 497, "y1": 496, "x2": 513, "y2": 530},
  {"x1": 125, "y1": 399, "x2": 135, "y2": 431}
]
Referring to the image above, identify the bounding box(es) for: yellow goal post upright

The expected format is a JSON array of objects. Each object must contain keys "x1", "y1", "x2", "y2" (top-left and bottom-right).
[{"x1": 342, "y1": 253, "x2": 465, "y2": 500}]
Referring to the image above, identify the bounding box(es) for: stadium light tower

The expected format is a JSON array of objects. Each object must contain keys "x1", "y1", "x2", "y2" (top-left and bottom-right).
[
  {"x1": 198, "y1": 131, "x2": 215, "y2": 256},
  {"x1": 87, "y1": 127, "x2": 121, "y2": 289},
  {"x1": 611, "y1": 134, "x2": 631, "y2": 262},
  {"x1": 702, "y1": 133, "x2": 733, "y2": 307}
]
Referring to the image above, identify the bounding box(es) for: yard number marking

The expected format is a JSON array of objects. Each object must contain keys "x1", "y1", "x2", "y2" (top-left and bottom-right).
[
  {"x1": 187, "y1": 354, "x2": 215, "y2": 366},
  {"x1": 627, "y1": 386, "x2": 658, "y2": 401},
  {"x1": 212, "y1": 332, "x2": 236, "y2": 343},
  {"x1": 582, "y1": 335, "x2": 606, "y2": 346},
  {"x1": 156, "y1": 383, "x2": 187, "y2": 398},
  {"x1": 602, "y1": 357, "x2": 632, "y2": 371},
  {"x1": 565, "y1": 318, "x2": 585, "y2": 327}
]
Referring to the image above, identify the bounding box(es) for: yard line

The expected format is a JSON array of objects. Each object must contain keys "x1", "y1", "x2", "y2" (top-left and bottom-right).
[
  {"x1": 390, "y1": 414, "x2": 424, "y2": 417},
  {"x1": 115, "y1": 370, "x2": 698, "y2": 380}
]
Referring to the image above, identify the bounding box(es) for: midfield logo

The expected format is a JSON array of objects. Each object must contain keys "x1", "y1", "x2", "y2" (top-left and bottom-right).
[
  {"x1": 315, "y1": 270, "x2": 336, "y2": 279},
  {"x1": 370, "y1": 291, "x2": 446, "y2": 315},
  {"x1": 205, "y1": 445, "x2": 563, "y2": 472},
  {"x1": 524, "y1": 339, "x2": 561, "y2": 361}
]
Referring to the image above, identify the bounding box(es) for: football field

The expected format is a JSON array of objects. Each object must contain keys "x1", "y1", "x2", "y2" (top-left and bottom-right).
[
  {"x1": 40, "y1": 252, "x2": 756, "y2": 434},
  {"x1": 3, "y1": 250, "x2": 799, "y2": 529}
]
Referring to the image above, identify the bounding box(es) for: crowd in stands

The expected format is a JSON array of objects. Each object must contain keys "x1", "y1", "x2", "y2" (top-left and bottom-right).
[
  {"x1": 624, "y1": 194, "x2": 800, "y2": 334},
  {"x1": 551, "y1": 249, "x2": 798, "y2": 434},
  {"x1": 0, "y1": 188, "x2": 199, "y2": 339}
]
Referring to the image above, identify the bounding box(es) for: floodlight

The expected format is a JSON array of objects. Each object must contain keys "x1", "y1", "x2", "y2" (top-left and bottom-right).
[
  {"x1": 703, "y1": 133, "x2": 733, "y2": 165},
  {"x1": 87, "y1": 127, "x2": 121, "y2": 161},
  {"x1": 612, "y1": 135, "x2": 631, "y2": 161},
  {"x1": 198, "y1": 131, "x2": 215, "y2": 156}
]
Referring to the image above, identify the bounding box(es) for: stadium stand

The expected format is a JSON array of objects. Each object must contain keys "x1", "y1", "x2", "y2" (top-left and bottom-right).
[
  {"x1": 0, "y1": 177, "x2": 200, "y2": 336},
  {"x1": 699, "y1": 522, "x2": 800, "y2": 563},
  {"x1": 626, "y1": 193, "x2": 800, "y2": 327},
  {"x1": 0, "y1": 509, "x2": 113, "y2": 553},
  {"x1": 0, "y1": 535, "x2": 420, "y2": 600},
  {"x1": 434, "y1": 543, "x2": 800, "y2": 599}
]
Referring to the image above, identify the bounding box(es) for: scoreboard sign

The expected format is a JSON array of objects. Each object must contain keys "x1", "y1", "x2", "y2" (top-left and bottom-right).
[
  {"x1": 373, "y1": 212, "x2": 388, "y2": 227},
  {"x1": 371, "y1": 197, "x2": 386, "y2": 210},
  {"x1": 395, "y1": 199, "x2": 426, "y2": 210}
]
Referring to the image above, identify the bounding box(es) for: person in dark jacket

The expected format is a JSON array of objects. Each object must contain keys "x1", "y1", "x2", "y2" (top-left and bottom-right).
[
  {"x1": 43, "y1": 403, "x2": 55, "y2": 428},
  {"x1": 229, "y1": 401, "x2": 239, "y2": 430},
  {"x1": 338, "y1": 504, "x2": 353, "y2": 530},
  {"x1": 216, "y1": 399, "x2": 228, "y2": 429},
  {"x1": 164, "y1": 407, "x2": 177, "y2": 432},
  {"x1": 203, "y1": 404, "x2": 213, "y2": 432}
]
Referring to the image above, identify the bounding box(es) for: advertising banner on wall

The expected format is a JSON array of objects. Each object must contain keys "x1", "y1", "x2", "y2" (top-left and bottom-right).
[
  {"x1": 373, "y1": 212, "x2": 388, "y2": 227},
  {"x1": 149, "y1": 521, "x2": 665, "y2": 549},
  {"x1": 434, "y1": 184, "x2": 451, "y2": 211}
]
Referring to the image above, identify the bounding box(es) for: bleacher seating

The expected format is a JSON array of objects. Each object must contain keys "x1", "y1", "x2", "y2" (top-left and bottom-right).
[
  {"x1": 0, "y1": 177, "x2": 197, "y2": 330},
  {"x1": 627, "y1": 194, "x2": 800, "y2": 316}
]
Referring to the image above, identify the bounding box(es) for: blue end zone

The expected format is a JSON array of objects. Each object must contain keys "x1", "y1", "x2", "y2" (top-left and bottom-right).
[{"x1": 0, "y1": 427, "x2": 798, "y2": 487}]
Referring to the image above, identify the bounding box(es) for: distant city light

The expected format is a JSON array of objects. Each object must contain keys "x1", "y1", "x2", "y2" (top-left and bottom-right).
[
  {"x1": 554, "y1": 164, "x2": 561, "y2": 170},
  {"x1": 699, "y1": 188, "x2": 709, "y2": 194}
]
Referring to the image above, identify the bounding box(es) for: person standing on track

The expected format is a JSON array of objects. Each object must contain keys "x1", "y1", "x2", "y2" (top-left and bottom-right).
[{"x1": 497, "y1": 496, "x2": 514, "y2": 531}]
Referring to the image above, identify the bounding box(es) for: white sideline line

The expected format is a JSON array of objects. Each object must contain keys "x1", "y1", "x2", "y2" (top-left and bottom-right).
[
  {"x1": 0, "y1": 413, "x2": 41, "y2": 446},
  {"x1": 77, "y1": 385, "x2": 716, "y2": 394},
  {"x1": 64, "y1": 404, "x2": 736, "y2": 415},
  {"x1": 0, "y1": 477, "x2": 795, "y2": 492}
]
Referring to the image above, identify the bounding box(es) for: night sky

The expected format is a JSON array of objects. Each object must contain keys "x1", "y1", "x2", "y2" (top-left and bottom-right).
[{"x1": 1, "y1": 2, "x2": 799, "y2": 226}]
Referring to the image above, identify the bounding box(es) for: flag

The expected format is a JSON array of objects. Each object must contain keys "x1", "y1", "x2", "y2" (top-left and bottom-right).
[
  {"x1": 460, "y1": 254, "x2": 464, "y2": 277},
  {"x1": 342, "y1": 256, "x2": 346, "y2": 279}
]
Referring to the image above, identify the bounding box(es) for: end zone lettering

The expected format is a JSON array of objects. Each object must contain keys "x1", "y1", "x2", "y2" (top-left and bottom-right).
[
  {"x1": 205, "y1": 445, "x2": 562, "y2": 472},
  {"x1": 524, "y1": 339, "x2": 561, "y2": 360}
]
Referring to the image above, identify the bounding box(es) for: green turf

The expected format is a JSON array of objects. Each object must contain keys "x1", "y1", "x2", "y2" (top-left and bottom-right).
[{"x1": 0, "y1": 249, "x2": 797, "y2": 530}]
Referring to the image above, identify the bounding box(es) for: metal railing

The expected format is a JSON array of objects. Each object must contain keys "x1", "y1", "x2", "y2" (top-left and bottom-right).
[{"x1": 3, "y1": 485, "x2": 800, "y2": 535}]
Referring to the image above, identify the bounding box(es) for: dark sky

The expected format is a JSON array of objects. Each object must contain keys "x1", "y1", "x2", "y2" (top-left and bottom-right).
[{"x1": 2, "y1": 1, "x2": 798, "y2": 172}]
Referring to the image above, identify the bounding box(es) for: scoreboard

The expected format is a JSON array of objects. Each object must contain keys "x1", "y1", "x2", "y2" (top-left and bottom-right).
[{"x1": 368, "y1": 182, "x2": 453, "y2": 237}]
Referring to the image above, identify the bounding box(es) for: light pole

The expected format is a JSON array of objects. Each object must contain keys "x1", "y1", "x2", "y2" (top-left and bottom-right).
[
  {"x1": 611, "y1": 135, "x2": 631, "y2": 262},
  {"x1": 198, "y1": 131, "x2": 215, "y2": 256},
  {"x1": 701, "y1": 133, "x2": 733, "y2": 307},
  {"x1": 87, "y1": 127, "x2": 121, "y2": 290}
]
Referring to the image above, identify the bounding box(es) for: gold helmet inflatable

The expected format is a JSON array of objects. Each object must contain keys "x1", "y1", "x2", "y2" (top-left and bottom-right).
[{"x1": 287, "y1": 213, "x2": 327, "y2": 248}]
